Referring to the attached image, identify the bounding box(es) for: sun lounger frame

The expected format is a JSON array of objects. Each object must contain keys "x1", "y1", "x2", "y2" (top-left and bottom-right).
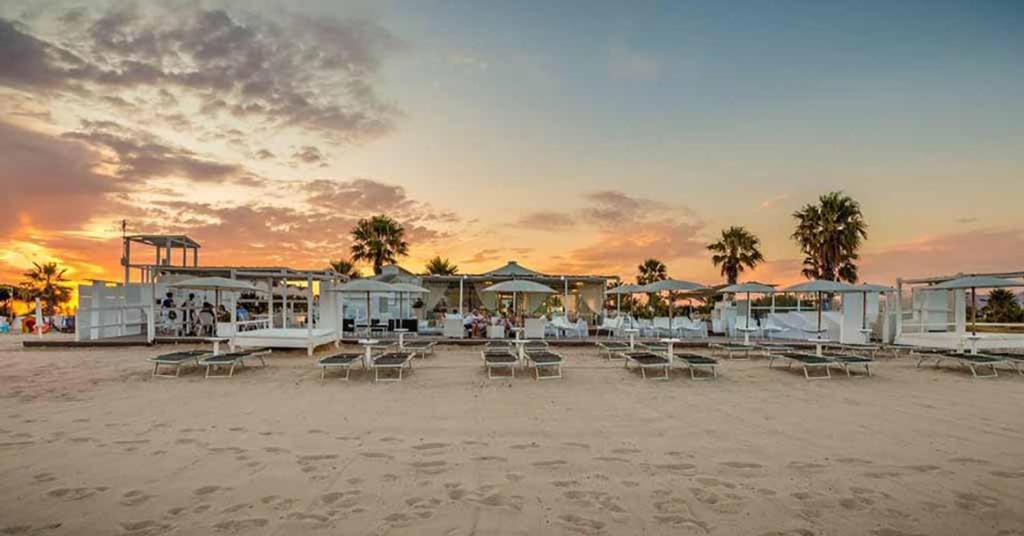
[
  {"x1": 201, "y1": 348, "x2": 271, "y2": 379},
  {"x1": 916, "y1": 352, "x2": 1007, "y2": 378},
  {"x1": 317, "y1": 353, "x2": 363, "y2": 382},
  {"x1": 827, "y1": 354, "x2": 874, "y2": 377},
  {"x1": 982, "y1": 351, "x2": 1024, "y2": 375},
  {"x1": 674, "y1": 352, "x2": 719, "y2": 380},
  {"x1": 621, "y1": 351, "x2": 671, "y2": 380},
  {"x1": 481, "y1": 349, "x2": 517, "y2": 379},
  {"x1": 767, "y1": 352, "x2": 833, "y2": 380},
  {"x1": 525, "y1": 350, "x2": 564, "y2": 380},
  {"x1": 710, "y1": 342, "x2": 758, "y2": 360},
  {"x1": 596, "y1": 341, "x2": 631, "y2": 360},
  {"x1": 371, "y1": 352, "x2": 416, "y2": 382},
  {"x1": 150, "y1": 350, "x2": 211, "y2": 378},
  {"x1": 401, "y1": 340, "x2": 436, "y2": 356}
]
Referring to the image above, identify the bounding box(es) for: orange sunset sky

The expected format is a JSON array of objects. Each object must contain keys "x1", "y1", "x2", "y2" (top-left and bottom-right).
[{"x1": 2, "y1": 1, "x2": 1023, "y2": 297}]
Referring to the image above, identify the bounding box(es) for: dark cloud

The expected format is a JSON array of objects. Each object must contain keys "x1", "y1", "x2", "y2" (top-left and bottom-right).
[
  {"x1": 292, "y1": 145, "x2": 326, "y2": 165},
  {"x1": 254, "y1": 148, "x2": 275, "y2": 160},
  {"x1": 517, "y1": 211, "x2": 576, "y2": 231},
  {"x1": 61, "y1": 120, "x2": 250, "y2": 184},
  {"x1": 0, "y1": 5, "x2": 405, "y2": 143},
  {"x1": 461, "y1": 249, "x2": 503, "y2": 265}
]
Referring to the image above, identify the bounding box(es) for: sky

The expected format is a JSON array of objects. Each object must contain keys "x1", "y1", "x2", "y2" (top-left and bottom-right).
[{"x1": 1, "y1": 0, "x2": 1023, "y2": 297}]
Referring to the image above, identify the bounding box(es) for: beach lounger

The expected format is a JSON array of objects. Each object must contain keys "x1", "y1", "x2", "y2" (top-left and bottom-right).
[
  {"x1": 767, "y1": 351, "x2": 834, "y2": 380},
  {"x1": 674, "y1": 352, "x2": 719, "y2": 380},
  {"x1": 485, "y1": 340, "x2": 512, "y2": 349},
  {"x1": 317, "y1": 352, "x2": 363, "y2": 382},
  {"x1": 401, "y1": 339, "x2": 436, "y2": 356},
  {"x1": 980, "y1": 351, "x2": 1024, "y2": 375},
  {"x1": 825, "y1": 352, "x2": 874, "y2": 377},
  {"x1": 482, "y1": 348, "x2": 518, "y2": 379},
  {"x1": 201, "y1": 348, "x2": 271, "y2": 379},
  {"x1": 371, "y1": 352, "x2": 415, "y2": 382},
  {"x1": 641, "y1": 342, "x2": 674, "y2": 354},
  {"x1": 828, "y1": 343, "x2": 881, "y2": 359},
  {"x1": 150, "y1": 350, "x2": 210, "y2": 378},
  {"x1": 621, "y1": 351, "x2": 671, "y2": 380},
  {"x1": 596, "y1": 341, "x2": 631, "y2": 359},
  {"x1": 525, "y1": 350, "x2": 564, "y2": 380},
  {"x1": 916, "y1": 352, "x2": 1008, "y2": 378},
  {"x1": 710, "y1": 342, "x2": 758, "y2": 360}
]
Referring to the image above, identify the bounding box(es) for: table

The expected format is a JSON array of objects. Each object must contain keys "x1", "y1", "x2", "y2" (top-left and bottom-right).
[
  {"x1": 659, "y1": 338, "x2": 681, "y2": 366},
  {"x1": 394, "y1": 328, "x2": 409, "y2": 350},
  {"x1": 359, "y1": 339, "x2": 382, "y2": 369},
  {"x1": 736, "y1": 326, "x2": 759, "y2": 346},
  {"x1": 807, "y1": 337, "x2": 829, "y2": 356},
  {"x1": 624, "y1": 328, "x2": 640, "y2": 350},
  {"x1": 511, "y1": 339, "x2": 531, "y2": 368},
  {"x1": 858, "y1": 328, "x2": 873, "y2": 344},
  {"x1": 511, "y1": 327, "x2": 524, "y2": 340},
  {"x1": 963, "y1": 334, "x2": 983, "y2": 355},
  {"x1": 204, "y1": 337, "x2": 230, "y2": 355}
]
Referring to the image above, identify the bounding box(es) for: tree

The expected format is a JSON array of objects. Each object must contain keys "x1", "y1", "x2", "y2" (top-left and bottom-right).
[
  {"x1": 19, "y1": 262, "x2": 72, "y2": 316},
  {"x1": 791, "y1": 191, "x2": 868, "y2": 282},
  {"x1": 981, "y1": 289, "x2": 1023, "y2": 323},
  {"x1": 328, "y1": 259, "x2": 361, "y2": 279},
  {"x1": 424, "y1": 256, "x2": 458, "y2": 276},
  {"x1": 350, "y1": 215, "x2": 409, "y2": 275},
  {"x1": 604, "y1": 280, "x2": 637, "y2": 315},
  {"x1": 0, "y1": 285, "x2": 14, "y2": 318},
  {"x1": 707, "y1": 226, "x2": 765, "y2": 285},
  {"x1": 636, "y1": 258, "x2": 668, "y2": 317}
]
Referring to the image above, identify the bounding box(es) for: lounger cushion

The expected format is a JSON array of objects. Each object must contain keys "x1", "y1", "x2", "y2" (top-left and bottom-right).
[
  {"x1": 374, "y1": 353, "x2": 413, "y2": 366},
  {"x1": 484, "y1": 354, "x2": 518, "y2": 364},
  {"x1": 319, "y1": 354, "x2": 361, "y2": 366},
  {"x1": 624, "y1": 352, "x2": 669, "y2": 365},
  {"x1": 778, "y1": 352, "x2": 832, "y2": 364},
  {"x1": 152, "y1": 351, "x2": 207, "y2": 362},
  {"x1": 676, "y1": 353, "x2": 717, "y2": 365},
  {"x1": 528, "y1": 352, "x2": 562, "y2": 364}
]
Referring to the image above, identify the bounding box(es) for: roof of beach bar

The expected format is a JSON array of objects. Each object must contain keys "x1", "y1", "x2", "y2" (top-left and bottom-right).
[{"x1": 421, "y1": 261, "x2": 618, "y2": 284}]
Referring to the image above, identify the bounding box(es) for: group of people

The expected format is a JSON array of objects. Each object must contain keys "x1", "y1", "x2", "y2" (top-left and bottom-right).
[
  {"x1": 159, "y1": 292, "x2": 250, "y2": 336},
  {"x1": 461, "y1": 308, "x2": 516, "y2": 338}
]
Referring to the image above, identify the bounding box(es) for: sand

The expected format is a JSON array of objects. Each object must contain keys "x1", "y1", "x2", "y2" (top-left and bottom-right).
[{"x1": 1, "y1": 334, "x2": 1023, "y2": 535}]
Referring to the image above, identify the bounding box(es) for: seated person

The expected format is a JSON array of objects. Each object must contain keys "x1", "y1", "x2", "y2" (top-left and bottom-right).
[{"x1": 463, "y1": 309, "x2": 482, "y2": 337}]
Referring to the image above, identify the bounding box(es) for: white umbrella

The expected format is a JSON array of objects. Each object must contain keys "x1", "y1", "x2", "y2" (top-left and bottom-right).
[
  {"x1": 637, "y1": 279, "x2": 709, "y2": 323},
  {"x1": 782, "y1": 279, "x2": 857, "y2": 335},
  {"x1": 718, "y1": 282, "x2": 776, "y2": 344},
  {"x1": 930, "y1": 276, "x2": 1024, "y2": 337},
  {"x1": 169, "y1": 277, "x2": 265, "y2": 339},
  {"x1": 481, "y1": 280, "x2": 556, "y2": 325},
  {"x1": 329, "y1": 279, "x2": 399, "y2": 335},
  {"x1": 835, "y1": 283, "x2": 895, "y2": 332}
]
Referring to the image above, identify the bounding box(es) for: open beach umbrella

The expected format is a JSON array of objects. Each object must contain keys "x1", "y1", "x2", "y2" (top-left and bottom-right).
[
  {"x1": 637, "y1": 279, "x2": 709, "y2": 323},
  {"x1": 930, "y1": 276, "x2": 1024, "y2": 337},
  {"x1": 481, "y1": 280, "x2": 556, "y2": 324},
  {"x1": 607, "y1": 283, "x2": 642, "y2": 314},
  {"x1": 169, "y1": 277, "x2": 264, "y2": 337},
  {"x1": 329, "y1": 279, "x2": 400, "y2": 333},
  {"x1": 781, "y1": 279, "x2": 857, "y2": 336},
  {"x1": 390, "y1": 282, "x2": 430, "y2": 321},
  {"x1": 718, "y1": 282, "x2": 775, "y2": 344},
  {"x1": 835, "y1": 283, "x2": 895, "y2": 332}
]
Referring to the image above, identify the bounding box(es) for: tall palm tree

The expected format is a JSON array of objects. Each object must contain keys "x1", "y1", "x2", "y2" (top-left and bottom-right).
[
  {"x1": 328, "y1": 259, "x2": 361, "y2": 279},
  {"x1": 19, "y1": 262, "x2": 72, "y2": 316},
  {"x1": 424, "y1": 256, "x2": 459, "y2": 275},
  {"x1": 350, "y1": 215, "x2": 409, "y2": 275},
  {"x1": 707, "y1": 226, "x2": 765, "y2": 285},
  {"x1": 636, "y1": 258, "x2": 668, "y2": 317},
  {"x1": 0, "y1": 284, "x2": 14, "y2": 319},
  {"x1": 791, "y1": 191, "x2": 868, "y2": 282},
  {"x1": 982, "y1": 288, "x2": 1022, "y2": 323}
]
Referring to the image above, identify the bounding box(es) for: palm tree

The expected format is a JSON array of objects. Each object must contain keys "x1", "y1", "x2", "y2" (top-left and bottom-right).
[
  {"x1": 19, "y1": 262, "x2": 72, "y2": 316},
  {"x1": 982, "y1": 289, "x2": 1022, "y2": 323},
  {"x1": 636, "y1": 258, "x2": 668, "y2": 317},
  {"x1": 707, "y1": 226, "x2": 765, "y2": 285},
  {"x1": 424, "y1": 256, "x2": 458, "y2": 275},
  {"x1": 350, "y1": 215, "x2": 409, "y2": 275},
  {"x1": 791, "y1": 191, "x2": 868, "y2": 282},
  {"x1": 328, "y1": 259, "x2": 361, "y2": 279},
  {"x1": 0, "y1": 284, "x2": 14, "y2": 319}
]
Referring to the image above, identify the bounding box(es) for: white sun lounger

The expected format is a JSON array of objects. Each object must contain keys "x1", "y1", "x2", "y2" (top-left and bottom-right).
[
  {"x1": 317, "y1": 352, "x2": 364, "y2": 382},
  {"x1": 674, "y1": 352, "x2": 719, "y2": 380},
  {"x1": 621, "y1": 351, "x2": 671, "y2": 380},
  {"x1": 596, "y1": 341, "x2": 632, "y2": 359},
  {"x1": 915, "y1": 351, "x2": 1008, "y2": 379},
  {"x1": 710, "y1": 342, "x2": 759, "y2": 360},
  {"x1": 150, "y1": 350, "x2": 211, "y2": 378},
  {"x1": 767, "y1": 351, "x2": 834, "y2": 380},
  {"x1": 401, "y1": 339, "x2": 437, "y2": 356},
  {"x1": 371, "y1": 352, "x2": 416, "y2": 382},
  {"x1": 525, "y1": 349, "x2": 564, "y2": 380},
  {"x1": 482, "y1": 348, "x2": 518, "y2": 379}
]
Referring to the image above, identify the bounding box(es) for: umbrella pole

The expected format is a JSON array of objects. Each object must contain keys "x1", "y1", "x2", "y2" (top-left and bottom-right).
[
  {"x1": 862, "y1": 291, "x2": 867, "y2": 330},
  {"x1": 971, "y1": 287, "x2": 977, "y2": 336},
  {"x1": 817, "y1": 291, "x2": 822, "y2": 333}
]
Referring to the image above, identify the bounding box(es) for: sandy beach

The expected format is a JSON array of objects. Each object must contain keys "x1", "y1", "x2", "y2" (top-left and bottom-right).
[{"x1": 1, "y1": 335, "x2": 1022, "y2": 536}]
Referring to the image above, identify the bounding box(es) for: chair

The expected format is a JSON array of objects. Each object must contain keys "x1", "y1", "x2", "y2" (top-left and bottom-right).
[
  {"x1": 652, "y1": 317, "x2": 673, "y2": 337},
  {"x1": 371, "y1": 352, "x2": 415, "y2": 382},
  {"x1": 487, "y1": 324, "x2": 506, "y2": 339},
  {"x1": 524, "y1": 318, "x2": 545, "y2": 339},
  {"x1": 197, "y1": 311, "x2": 215, "y2": 337},
  {"x1": 767, "y1": 351, "x2": 834, "y2": 380},
  {"x1": 622, "y1": 351, "x2": 670, "y2": 380},
  {"x1": 525, "y1": 349, "x2": 564, "y2": 380},
  {"x1": 150, "y1": 350, "x2": 211, "y2": 378},
  {"x1": 674, "y1": 317, "x2": 707, "y2": 339},
  {"x1": 317, "y1": 352, "x2": 363, "y2": 382},
  {"x1": 674, "y1": 352, "x2": 719, "y2": 380},
  {"x1": 200, "y1": 348, "x2": 271, "y2": 379},
  {"x1": 595, "y1": 316, "x2": 623, "y2": 338},
  {"x1": 482, "y1": 348, "x2": 518, "y2": 379},
  {"x1": 443, "y1": 318, "x2": 465, "y2": 338}
]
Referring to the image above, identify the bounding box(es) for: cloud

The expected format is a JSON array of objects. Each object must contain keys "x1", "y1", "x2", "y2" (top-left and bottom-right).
[
  {"x1": 859, "y1": 227, "x2": 1024, "y2": 283},
  {"x1": 461, "y1": 249, "x2": 503, "y2": 265},
  {"x1": 254, "y1": 148, "x2": 275, "y2": 160},
  {"x1": 955, "y1": 217, "x2": 979, "y2": 225},
  {"x1": 760, "y1": 194, "x2": 790, "y2": 209},
  {"x1": 0, "y1": 5, "x2": 406, "y2": 142},
  {"x1": 517, "y1": 211, "x2": 576, "y2": 231},
  {"x1": 291, "y1": 145, "x2": 326, "y2": 166}
]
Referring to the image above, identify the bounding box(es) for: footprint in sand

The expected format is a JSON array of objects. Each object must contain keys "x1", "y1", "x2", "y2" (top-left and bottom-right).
[
  {"x1": 593, "y1": 456, "x2": 630, "y2": 463},
  {"x1": 263, "y1": 446, "x2": 289, "y2": 454},
  {"x1": 563, "y1": 490, "x2": 627, "y2": 513},
  {"x1": 953, "y1": 491, "x2": 1001, "y2": 511},
  {"x1": 46, "y1": 487, "x2": 109, "y2": 500},
  {"x1": 948, "y1": 457, "x2": 990, "y2": 465},
  {"x1": 532, "y1": 460, "x2": 567, "y2": 468},
  {"x1": 611, "y1": 448, "x2": 641, "y2": 455},
  {"x1": 563, "y1": 442, "x2": 590, "y2": 449},
  {"x1": 120, "y1": 489, "x2": 156, "y2": 507},
  {"x1": 164, "y1": 506, "x2": 188, "y2": 517},
  {"x1": 902, "y1": 465, "x2": 941, "y2": 473},
  {"x1": 32, "y1": 473, "x2": 56, "y2": 483},
  {"x1": 285, "y1": 512, "x2": 330, "y2": 524},
  {"x1": 559, "y1": 513, "x2": 606, "y2": 534},
  {"x1": 787, "y1": 461, "x2": 828, "y2": 471},
  {"x1": 871, "y1": 529, "x2": 927, "y2": 536},
  {"x1": 221, "y1": 503, "x2": 252, "y2": 514},
  {"x1": 211, "y1": 518, "x2": 268, "y2": 532},
  {"x1": 991, "y1": 470, "x2": 1024, "y2": 479},
  {"x1": 720, "y1": 461, "x2": 763, "y2": 470},
  {"x1": 120, "y1": 520, "x2": 172, "y2": 535},
  {"x1": 412, "y1": 442, "x2": 450, "y2": 451},
  {"x1": 193, "y1": 485, "x2": 229, "y2": 497},
  {"x1": 654, "y1": 463, "x2": 696, "y2": 473},
  {"x1": 297, "y1": 454, "x2": 338, "y2": 462},
  {"x1": 696, "y1": 477, "x2": 737, "y2": 489},
  {"x1": 410, "y1": 460, "x2": 448, "y2": 475},
  {"x1": 508, "y1": 443, "x2": 539, "y2": 450},
  {"x1": 862, "y1": 471, "x2": 902, "y2": 480},
  {"x1": 472, "y1": 455, "x2": 507, "y2": 462},
  {"x1": 655, "y1": 515, "x2": 709, "y2": 532},
  {"x1": 461, "y1": 440, "x2": 488, "y2": 447},
  {"x1": 360, "y1": 452, "x2": 394, "y2": 459}
]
